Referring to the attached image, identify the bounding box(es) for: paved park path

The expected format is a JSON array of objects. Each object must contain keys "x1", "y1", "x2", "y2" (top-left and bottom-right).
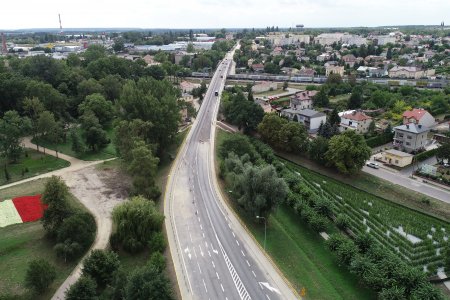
[{"x1": 0, "y1": 138, "x2": 124, "y2": 300}]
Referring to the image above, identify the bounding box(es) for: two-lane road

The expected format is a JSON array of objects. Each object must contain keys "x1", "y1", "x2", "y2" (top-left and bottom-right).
[{"x1": 165, "y1": 48, "x2": 298, "y2": 300}]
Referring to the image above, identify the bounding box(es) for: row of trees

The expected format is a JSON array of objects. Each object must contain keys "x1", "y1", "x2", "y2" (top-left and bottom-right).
[{"x1": 326, "y1": 234, "x2": 445, "y2": 299}]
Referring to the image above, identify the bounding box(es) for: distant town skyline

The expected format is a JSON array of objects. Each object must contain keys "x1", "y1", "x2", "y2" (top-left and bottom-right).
[{"x1": 1, "y1": 0, "x2": 449, "y2": 30}]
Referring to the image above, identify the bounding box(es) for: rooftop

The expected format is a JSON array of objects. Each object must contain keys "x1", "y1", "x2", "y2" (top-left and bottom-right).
[
  {"x1": 342, "y1": 111, "x2": 372, "y2": 121},
  {"x1": 385, "y1": 149, "x2": 413, "y2": 157},
  {"x1": 402, "y1": 108, "x2": 431, "y2": 120},
  {"x1": 394, "y1": 123, "x2": 430, "y2": 134}
]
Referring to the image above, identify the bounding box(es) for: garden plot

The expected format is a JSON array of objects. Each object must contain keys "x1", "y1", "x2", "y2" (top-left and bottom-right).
[
  {"x1": 0, "y1": 195, "x2": 46, "y2": 227},
  {"x1": 285, "y1": 161, "x2": 450, "y2": 274}
]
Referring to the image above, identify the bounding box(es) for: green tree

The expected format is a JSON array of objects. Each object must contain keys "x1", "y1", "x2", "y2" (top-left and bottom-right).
[
  {"x1": 112, "y1": 196, "x2": 164, "y2": 253},
  {"x1": 25, "y1": 259, "x2": 56, "y2": 294},
  {"x1": 114, "y1": 119, "x2": 153, "y2": 162},
  {"x1": 0, "y1": 110, "x2": 30, "y2": 162},
  {"x1": 83, "y1": 44, "x2": 107, "y2": 65},
  {"x1": 326, "y1": 73, "x2": 343, "y2": 85},
  {"x1": 82, "y1": 250, "x2": 120, "y2": 287},
  {"x1": 78, "y1": 93, "x2": 114, "y2": 127},
  {"x1": 37, "y1": 110, "x2": 57, "y2": 153},
  {"x1": 128, "y1": 140, "x2": 160, "y2": 199},
  {"x1": 278, "y1": 121, "x2": 309, "y2": 153},
  {"x1": 312, "y1": 87, "x2": 329, "y2": 107},
  {"x1": 41, "y1": 176, "x2": 73, "y2": 237},
  {"x1": 325, "y1": 130, "x2": 371, "y2": 174},
  {"x1": 70, "y1": 129, "x2": 86, "y2": 154},
  {"x1": 55, "y1": 212, "x2": 96, "y2": 261},
  {"x1": 348, "y1": 86, "x2": 364, "y2": 109},
  {"x1": 80, "y1": 110, "x2": 109, "y2": 151},
  {"x1": 329, "y1": 108, "x2": 341, "y2": 125},
  {"x1": 125, "y1": 264, "x2": 173, "y2": 300},
  {"x1": 113, "y1": 38, "x2": 125, "y2": 52},
  {"x1": 234, "y1": 163, "x2": 288, "y2": 217},
  {"x1": 65, "y1": 276, "x2": 98, "y2": 300},
  {"x1": 258, "y1": 113, "x2": 287, "y2": 146},
  {"x1": 218, "y1": 134, "x2": 259, "y2": 161},
  {"x1": 23, "y1": 97, "x2": 44, "y2": 151},
  {"x1": 282, "y1": 81, "x2": 288, "y2": 91},
  {"x1": 186, "y1": 43, "x2": 194, "y2": 53},
  {"x1": 118, "y1": 78, "x2": 180, "y2": 157},
  {"x1": 308, "y1": 136, "x2": 329, "y2": 162}
]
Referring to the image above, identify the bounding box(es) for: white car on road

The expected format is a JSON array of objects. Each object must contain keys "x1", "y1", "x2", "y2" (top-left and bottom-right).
[{"x1": 366, "y1": 162, "x2": 380, "y2": 169}]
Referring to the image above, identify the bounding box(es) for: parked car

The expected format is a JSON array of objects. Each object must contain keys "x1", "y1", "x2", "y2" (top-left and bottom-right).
[{"x1": 366, "y1": 162, "x2": 380, "y2": 169}]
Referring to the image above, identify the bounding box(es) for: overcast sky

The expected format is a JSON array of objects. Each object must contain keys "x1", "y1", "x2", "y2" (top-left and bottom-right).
[{"x1": 1, "y1": 0, "x2": 449, "y2": 30}]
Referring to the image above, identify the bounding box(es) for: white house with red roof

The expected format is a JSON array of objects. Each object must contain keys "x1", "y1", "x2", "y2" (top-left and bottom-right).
[
  {"x1": 289, "y1": 90, "x2": 318, "y2": 110},
  {"x1": 402, "y1": 108, "x2": 435, "y2": 128},
  {"x1": 339, "y1": 110, "x2": 373, "y2": 134}
]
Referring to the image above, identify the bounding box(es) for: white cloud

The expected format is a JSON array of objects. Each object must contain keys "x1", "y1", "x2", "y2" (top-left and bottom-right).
[{"x1": 0, "y1": 0, "x2": 448, "y2": 29}]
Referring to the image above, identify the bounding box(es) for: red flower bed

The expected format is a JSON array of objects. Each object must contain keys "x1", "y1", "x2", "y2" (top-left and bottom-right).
[{"x1": 12, "y1": 195, "x2": 47, "y2": 223}]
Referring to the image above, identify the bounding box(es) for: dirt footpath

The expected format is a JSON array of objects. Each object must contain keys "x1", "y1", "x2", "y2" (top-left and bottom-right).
[{"x1": 52, "y1": 164, "x2": 129, "y2": 300}]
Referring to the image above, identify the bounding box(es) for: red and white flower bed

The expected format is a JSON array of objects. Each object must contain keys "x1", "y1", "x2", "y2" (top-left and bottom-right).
[{"x1": 0, "y1": 195, "x2": 46, "y2": 227}]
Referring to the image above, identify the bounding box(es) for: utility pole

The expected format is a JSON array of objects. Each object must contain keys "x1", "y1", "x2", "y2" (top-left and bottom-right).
[
  {"x1": 1, "y1": 33, "x2": 7, "y2": 54},
  {"x1": 256, "y1": 216, "x2": 267, "y2": 251}
]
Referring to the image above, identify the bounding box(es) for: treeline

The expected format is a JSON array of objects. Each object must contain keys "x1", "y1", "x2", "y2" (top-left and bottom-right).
[
  {"x1": 65, "y1": 196, "x2": 173, "y2": 300},
  {"x1": 217, "y1": 132, "x2": 445, "y2": 299}
]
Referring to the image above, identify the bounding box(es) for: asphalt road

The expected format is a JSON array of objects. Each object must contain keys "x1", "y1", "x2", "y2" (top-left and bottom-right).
[
  {"x1": 165, "y1": 47, "x2": 298, "y2": 300},
  {"x1": 363, "y1": 164, "x2": 450, "y2": 205}
]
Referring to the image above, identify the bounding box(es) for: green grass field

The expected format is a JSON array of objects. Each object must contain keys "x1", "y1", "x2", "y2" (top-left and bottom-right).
[
  {"x1": 0, "y1": 179, "x2": 89, "y2": 300},
  {"x1": 0, "y1": 149, "x2": 70, "y2": 186},
  {"x1": 33, "y1": 127, "x2": 116, "y2": 161},
  {"x1": 215, "y1": 129, "x2": 375, "y2": 299}
]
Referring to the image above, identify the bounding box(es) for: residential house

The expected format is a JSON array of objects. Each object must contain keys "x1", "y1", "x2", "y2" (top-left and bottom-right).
[
  {"x1": 393, "y1": 123, "x2": 430, "y2": 153},
  {"x1": 179, "y1": 81, "x2": 197, "y2": 93},
  {"x1": 143, "y1": 54, "x2": 160, "y2": 66},
  {"x1": 339, "y1": 111, "x2": 373, "y2": 134},
  {"x1": 252, "y1": 63, "x2": 265, "y2": 72},
  {"x1": 342, "y1": 54, "x2": 357, "y2": 67},
  {"x1": 316, "y1": 53, "x2": 331, "y2": 62},
  {"x1": 281, "y1": 108, "x2": 327, "y2": 133},
  {"x1": 326, "y1": 65, "x2": 345, "y2": 77},
  {"x1": 402, "y1": 108, "x2": 435, "y2": 128},
  {"x1": 271, "y1": 46, "x2": 284, "y2": 56},
  {"x1": 281, "y1": 67, "x2": 300, "y2": 76},
  {"x1": 298, "y1": 68, "x2": 316, "y2": 77},
  {"x1": 388, "y1": 66, "x2": 435, "y2": 79},
  {"x1": 252, "y1": 81, "x2": 278, "y2": 93},
  {"x1": 289, "y1": 90, "x2": 318, "y2": 110},
  {"x1": 381, "y1": 149, "x2": 414, "y2": 167}
]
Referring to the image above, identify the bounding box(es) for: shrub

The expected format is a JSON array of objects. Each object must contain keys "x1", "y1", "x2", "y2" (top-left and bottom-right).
[
  {"x1": 336, "y1": 213, "x2": 350, "y2": 230},
  {"x1": 82, "y1": 250, "x2": 120, "y2": 287},
  {"x1": 25, "y1": 259, "x2": 56, "y2": 294},
  {"x1": 148, "y1": 232, "x2": 166, "y2": 253},
  {"x1": 55, "y1": 212, "x2": 96, "y2": 261},
  {"x1": 309, "y1": 213, "x2": 328, "y2": 232},
  {"x1": 65, "y1": 276, "x2": 97, "y2": 300}
]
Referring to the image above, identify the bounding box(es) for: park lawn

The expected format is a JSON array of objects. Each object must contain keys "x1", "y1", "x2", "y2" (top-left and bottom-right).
[
  {"x1": 33, "y1": 127, "x2": 116, "y2": 161},
  {"x1": 215, "y1": 129, "x2": 375, "y2": 300},
  {"x1": 329, "y1": 93, "x2": 351, "y2": 103},
  {"x1": 0, "y1": 149, "x2": 70, "y2": 186},
  {"x1": 0, "y1": 179, "x2": 90, "y2": 300},
  {"x1": 252, "y1": 206, "x2": 375, "y2": 300}
]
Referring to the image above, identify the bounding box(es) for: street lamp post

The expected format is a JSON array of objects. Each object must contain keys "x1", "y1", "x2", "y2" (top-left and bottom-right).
[{"x1": 256, "y1": 216, "x2": 266, "y2": 251}]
